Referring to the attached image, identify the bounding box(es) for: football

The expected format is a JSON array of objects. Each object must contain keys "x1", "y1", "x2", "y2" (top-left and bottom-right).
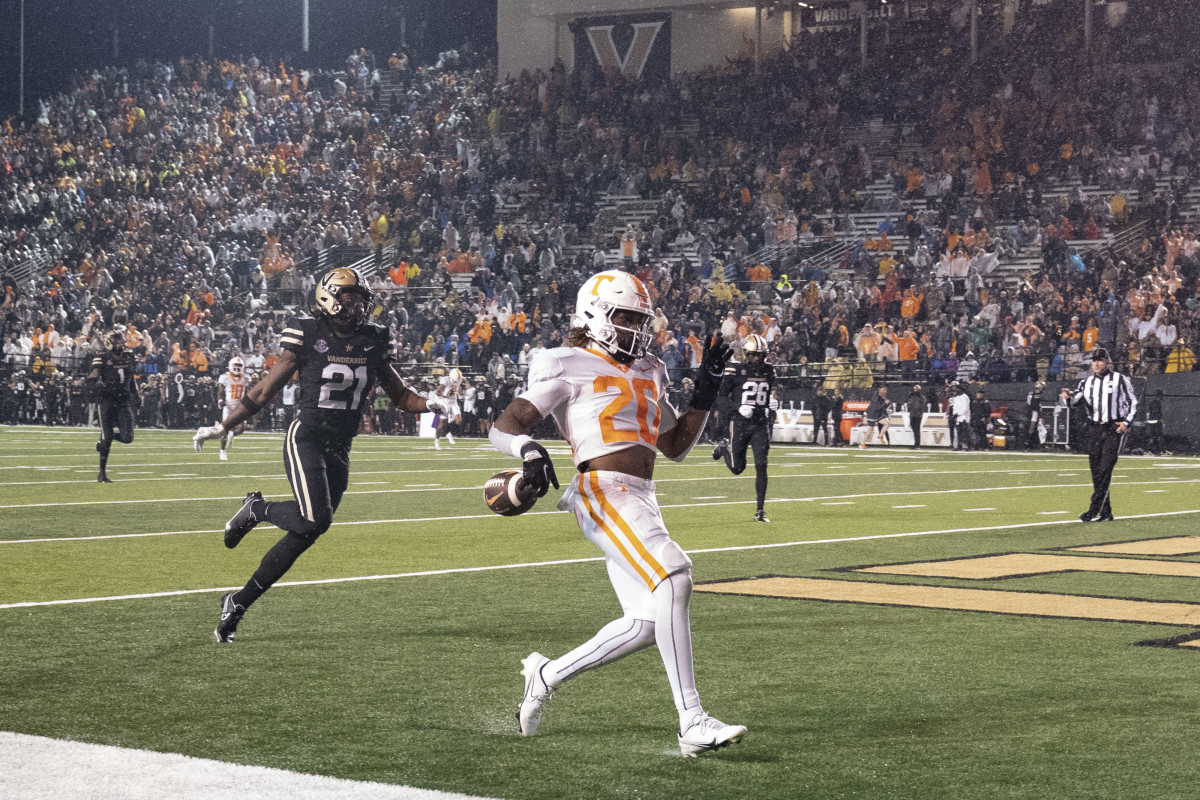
[{"x1": 483, "y1": 469, "x2": 538, "y2": 516}]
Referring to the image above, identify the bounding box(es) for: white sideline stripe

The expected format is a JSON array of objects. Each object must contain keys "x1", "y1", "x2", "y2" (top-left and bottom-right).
[
  {"x1": 0, "y1": 731, "x2": 499, "y2": 800},
  {"x1": 4, "y1": 509, "x2": 1199, "y2": 610},
  {"x1": 4, "y1": 480, "x2": 1200, "y2": 543}
]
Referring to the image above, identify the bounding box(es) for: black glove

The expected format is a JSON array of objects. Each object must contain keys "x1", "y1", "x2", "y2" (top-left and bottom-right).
[
  {"x1": 520, "y1": 439, "x2": 559, "y2": 497},
  {"x1": 690, "y1": 333, "x2": 732, "y2": 411}
]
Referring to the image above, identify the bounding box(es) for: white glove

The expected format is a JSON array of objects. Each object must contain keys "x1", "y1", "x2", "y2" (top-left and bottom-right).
[
  {"x1": 769, "y1": 397, "x2": 780, "y2": 411},
  {"x1": 193, "y1": 423, "x2": 225, "y2": 453},
  {"x1": 425, "y1": 393, "x2": 452, "y2": 416},
  {"x1": 739, "y1": 404, "x2": 754, "y2": 419}
]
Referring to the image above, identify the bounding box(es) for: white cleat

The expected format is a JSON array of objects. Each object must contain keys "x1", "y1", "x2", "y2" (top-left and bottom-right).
[
  {"x1": 219, "y1": 450, "x2": 229, "y2": 461},
  {"x1": 433, "y1": 438, "x2": 441, "y2": 450},
  {"x1": 678, "y1": 712, "x2": 746, "y2": 757},
  {"x1": 446, "y1": 432, "x2": 455, "y2": 445},
  {"x1": 517, "y1": 652, "x2": 554, "y2": 736}
]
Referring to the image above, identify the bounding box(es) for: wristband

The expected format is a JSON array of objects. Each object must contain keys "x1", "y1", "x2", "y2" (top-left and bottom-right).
[{"x1": 489, "y1": 428, "x2": 534, "y2": 459}]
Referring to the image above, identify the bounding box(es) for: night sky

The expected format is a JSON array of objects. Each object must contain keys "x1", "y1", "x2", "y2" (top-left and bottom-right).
[{"x1": 0, "y1": 0, "x2": 497, "y2": 117}]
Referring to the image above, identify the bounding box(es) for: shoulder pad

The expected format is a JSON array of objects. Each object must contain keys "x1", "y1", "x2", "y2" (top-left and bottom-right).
[
  {"x1": 642, "y1": 353, "x2": 663, "y2": 370},
  {"x1": 528, "y1": 348, "x2": 569, "y2": 383}
]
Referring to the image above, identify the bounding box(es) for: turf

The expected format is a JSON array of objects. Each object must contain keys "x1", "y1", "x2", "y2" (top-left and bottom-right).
[{"x1": 2, "y1": 426, "x2": 1200, "y2": 798}]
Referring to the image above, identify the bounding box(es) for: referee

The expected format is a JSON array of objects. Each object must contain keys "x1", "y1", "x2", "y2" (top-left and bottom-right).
[{"x1": 1060, "y1": 348, "x2": 1138, "y2": 522}]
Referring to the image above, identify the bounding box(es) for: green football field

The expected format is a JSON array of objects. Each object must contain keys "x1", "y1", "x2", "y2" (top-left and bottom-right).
[{"x1": 3, "y1": 425, "x2": 1200, "y2": 799}]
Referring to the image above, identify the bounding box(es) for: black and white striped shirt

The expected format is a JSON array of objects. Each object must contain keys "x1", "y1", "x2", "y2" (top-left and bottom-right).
[{"x1": 1065, "y1": 371, "x2": 1138, "y2": 425}]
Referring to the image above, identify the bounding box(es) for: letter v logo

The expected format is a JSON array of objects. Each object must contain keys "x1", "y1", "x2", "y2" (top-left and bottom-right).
[{"x1": 586, "y1": 22, "x2": 665, "y2": 80}]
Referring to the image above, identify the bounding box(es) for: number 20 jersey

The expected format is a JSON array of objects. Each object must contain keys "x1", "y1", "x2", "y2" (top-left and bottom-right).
[
  {"x1": 281, "y1": 316, "x2": 395, "y2": 441},
  {"x1": 518, "y1": 346, "x2": 681, "y2": 468}
]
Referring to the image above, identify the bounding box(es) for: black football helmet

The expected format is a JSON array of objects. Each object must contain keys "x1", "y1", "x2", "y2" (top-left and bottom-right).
[{"x1": 106, "y1": 327, "x2": 127, "y2": 352}]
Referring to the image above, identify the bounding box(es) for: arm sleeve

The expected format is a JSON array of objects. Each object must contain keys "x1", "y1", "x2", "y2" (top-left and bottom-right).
[
  {"x1": 280, "y1": 319, "x2": 306, "y2": 354},
  {"x1": 1120, "y1": 375, "x2": 1138, "y2": 423},
  {"x1": 516, "y1": 350, "x2": 574, "y2": 418}
]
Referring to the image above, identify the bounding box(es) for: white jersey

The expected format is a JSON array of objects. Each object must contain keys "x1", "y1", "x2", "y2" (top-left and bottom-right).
[
  {"x1": 219, "y1": 372, "x2": 252, "y2": 406},
  {"x1": 436, "y1": 373, "x2": 462, "y2": 399},
  {"x1": 518, "y1": 346, "x2": 679, "y2": 468}
]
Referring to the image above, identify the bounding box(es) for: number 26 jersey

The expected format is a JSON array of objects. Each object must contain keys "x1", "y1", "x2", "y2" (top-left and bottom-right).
[{"x1": 281, "y1": 316, "x2": 395, "y2": 442}]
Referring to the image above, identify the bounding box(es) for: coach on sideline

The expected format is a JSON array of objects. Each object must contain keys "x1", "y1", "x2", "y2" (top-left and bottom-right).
[{"x1": 1059, "y1": 348, "x2": 1138, "y2": 522}]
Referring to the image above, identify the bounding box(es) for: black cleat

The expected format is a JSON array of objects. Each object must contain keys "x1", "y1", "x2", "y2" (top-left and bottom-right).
[
  {"x1": 1079, "y1": 511, "x2": 1096, "y2": 523},
  {"x1": 754, "y1": 510, "x2": 770, "y2": 523},
  {"x1": 97, "y1": 472, "x2": 112, "y2": 483},
  {"x1": 224, "y1": 491, "x2": 263, "y2": 549},
  {"x1": 1097, "y1": 511, "x2": 1115, "y2": 522},
  {"x1": 712, "y1": 441, "x2": 727, "y2": 461},
  {"x1": 214, "y1": 592, "x2": 246, "y2": 643}
]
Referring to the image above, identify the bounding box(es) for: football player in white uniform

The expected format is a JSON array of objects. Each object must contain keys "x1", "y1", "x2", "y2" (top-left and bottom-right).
[
  {"x1": 433, "y1": 367, "x2": 464, "y2": 450},
  {"x1": 216, "y1": 356, "x2": 252, "y2": 460},
  {"x1": 490, "y1": 269, "x2": 746, "y2": 756}
]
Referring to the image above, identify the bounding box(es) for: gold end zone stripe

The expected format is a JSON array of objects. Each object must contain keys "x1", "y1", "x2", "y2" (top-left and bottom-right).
[{"x1": 696, "y1": 577, "x2": 1200, "y2": 627}]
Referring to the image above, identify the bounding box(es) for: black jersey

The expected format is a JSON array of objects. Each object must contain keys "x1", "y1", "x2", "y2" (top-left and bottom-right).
[
  {"x1": 720, "y1": 360, "x2": 776, "y2": 424},
  {"x1": 90, "y1": 350, "x2": 138, "y2": 403},
  {"x1": 281, "y1": 316, "x2": 395, "y2": 442}
]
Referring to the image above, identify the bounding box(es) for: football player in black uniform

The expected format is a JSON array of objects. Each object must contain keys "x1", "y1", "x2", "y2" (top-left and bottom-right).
[
  {"x1": 712, "y1": 334, "x2": 777, "y2": 522},
  {"x1": 87, "y1": 328, "x2": 140, "y2": 483},
  {"x1": 194, "y1": 267, "x2": 454, "y2": 642}
]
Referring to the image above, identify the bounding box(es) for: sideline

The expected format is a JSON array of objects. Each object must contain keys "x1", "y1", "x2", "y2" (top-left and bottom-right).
[{"x1": 0, "y1": 731, "x2": 500, "y2": 800}]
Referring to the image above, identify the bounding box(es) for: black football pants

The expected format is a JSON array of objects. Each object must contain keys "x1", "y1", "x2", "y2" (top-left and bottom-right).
[
  {"x1": 235, "y1": 420, "x2": 351, "y2": 610},
  {"x1": 723, "y1": 417, "x2": 771, "y2": 512},
  {"x1": 268, "y1": 418, "x2": 350, "y2": 539},
  {"x1": 97, "y1": 400, "x2": 135, "y2": 447},
  {"x1": 1086, "y1": 422, "x2": 1122, "y2": 517}
]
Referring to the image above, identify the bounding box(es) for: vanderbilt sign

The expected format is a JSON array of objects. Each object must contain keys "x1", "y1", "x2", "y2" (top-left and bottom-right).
[{"x1": 570, "y1": 13, "x2": 671, "y2": 82}]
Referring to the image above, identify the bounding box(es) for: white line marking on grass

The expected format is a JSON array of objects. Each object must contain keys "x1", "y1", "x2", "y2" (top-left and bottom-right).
[
  {"x1": 694, "y1": 496, "x2": 726, "y2": 500},
  {"x1": 893, "y1": 505, "x2": 926, "y2": 509},
  {"x1": 964, "y1": 508, "x2": 996, "y2": 512},
  {"x1": 164, "y1": 473, "x2": 198, "y2": 477},
  {"x1": 822, "y1": 501, "x2": 855, "y2": 505},
  {"x1": 7, "y1": 509, "x2": 1200, "y2": 610},
  {"x1": 406, "y1": 483, "x2": 442, "y2": 487},
  {"x1": 1038, "y1": 511, "x2": 1071, "y2": 515},
  {"x1": 0, "y1": 731, "x2": 500, "y2": 800},
  {"x1": 1145, "y1": 490, "x2": 1167, "y2": 493},
  {"x1": 354, "y1": 481, "x2": 388, "y2": 485},
  {"x1": 6, "y1": 479, "x2": 1200, "y2": 535}
]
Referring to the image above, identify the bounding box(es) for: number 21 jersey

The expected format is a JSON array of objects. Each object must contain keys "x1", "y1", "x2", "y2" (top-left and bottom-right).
[{"x1": 281, "y1": 316, "x2": 394, "y2": 441}]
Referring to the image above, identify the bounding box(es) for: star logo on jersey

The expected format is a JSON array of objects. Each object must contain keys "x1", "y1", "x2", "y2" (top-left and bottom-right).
[
  {"x1": 345, "y1": 345, "x2": 354, "y2": 353},
  {"x1": 314, "y1": 339, "x2": 329, "y2": 354}
]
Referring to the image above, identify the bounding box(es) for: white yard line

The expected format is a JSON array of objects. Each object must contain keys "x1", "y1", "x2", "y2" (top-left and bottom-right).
[
  {"x1": 4, "y1": 509, "x2": 1198, "y2": 610},
  {"x1": 4, "y1": 479, "x2": 1199, "y2": 537}
]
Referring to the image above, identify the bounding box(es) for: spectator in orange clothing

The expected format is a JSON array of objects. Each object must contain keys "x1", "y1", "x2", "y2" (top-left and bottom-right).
[
  {"x1": 188, "y1": 342, "x2": 209, "y2": 373},
  {"x1": 900, "y1": 288, "x2": 924, "y2": 320}
]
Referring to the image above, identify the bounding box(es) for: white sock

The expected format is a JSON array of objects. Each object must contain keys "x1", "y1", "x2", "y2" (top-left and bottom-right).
[
  {"x1": 544, "y1": 617, "x2": 655, "y2": 688},
  {"x1": 653, "y1": 569, "x2": 702, "y2": 719}
]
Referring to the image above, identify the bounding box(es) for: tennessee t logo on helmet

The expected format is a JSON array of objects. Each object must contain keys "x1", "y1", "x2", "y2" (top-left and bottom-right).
[{"x1": 574, "y1": 270, "x2": 654, "y2": 362}]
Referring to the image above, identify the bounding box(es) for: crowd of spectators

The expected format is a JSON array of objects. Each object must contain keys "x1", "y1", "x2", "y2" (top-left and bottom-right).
[{"x1": 3, "y1": 2, "x2": 1200, "y2": 430}]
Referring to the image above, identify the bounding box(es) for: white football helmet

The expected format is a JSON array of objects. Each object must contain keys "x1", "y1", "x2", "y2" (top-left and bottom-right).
[
  {"x1": 448, "y1": 368, "x2": 463, "y2": 387},
  {"x1": 574, "y1": 270, "x2": 654, "y2": 361},
  {"x1": 228, "y1": 356, "x2": 245, "y2": 376}
]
